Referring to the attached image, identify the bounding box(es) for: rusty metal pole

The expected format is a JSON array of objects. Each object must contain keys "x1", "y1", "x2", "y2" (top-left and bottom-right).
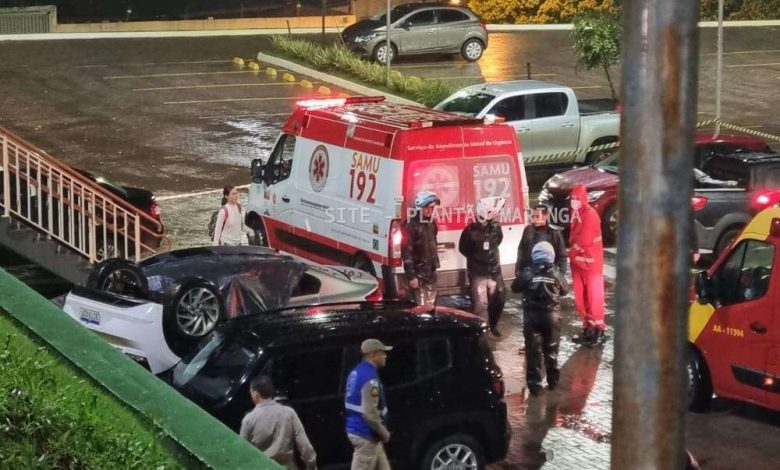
[{"x1": 612, "y1": 0, "x2": 700, "y2": 468}]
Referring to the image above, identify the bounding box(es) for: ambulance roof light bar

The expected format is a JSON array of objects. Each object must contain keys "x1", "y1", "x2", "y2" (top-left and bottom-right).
[{"x1": 295, "y1": 96, "x2": 386, "y2": 109}]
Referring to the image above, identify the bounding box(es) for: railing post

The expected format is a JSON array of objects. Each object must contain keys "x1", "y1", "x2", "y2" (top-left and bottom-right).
[
  {"x1": 612, "y1": 0, "x2": 699, "y2": 469},
  {"x1": 88, "y1": 192, "x2": 96, "y2": 263},
  {"x1": 2, "y1": 134, "x2": 9, "y2": 218},
  {"x1": 134, "y1": 214, "x2": 141, "y2": 262}
]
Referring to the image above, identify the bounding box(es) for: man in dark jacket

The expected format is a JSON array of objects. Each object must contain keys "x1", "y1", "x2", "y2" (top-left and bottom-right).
[
  {"x1": 459, "y1": 197, "x2": 506, "y2": 337},
  {"x1": 402, "y1": 191, "x2": 440, "y2": 307},
  {"x1": 516, "y1": 205, "x2": 568, "y2": 276},
  {"x1": 512, "y1": 241, "x2": 568, "y2": 396}
]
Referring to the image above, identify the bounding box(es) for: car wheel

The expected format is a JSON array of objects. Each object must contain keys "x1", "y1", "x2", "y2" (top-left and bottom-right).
[
  {"x1": 602, "y1": 204, "x2": 618, "y2": 245},
  {"x1": 461, "y1": 38, "x2": 484, "y2": 62},
  {"x1": 87, "y1": 258, "x2": 148, "y2": 298},
  {"x1": 166, "y1": 279, "x2": 223, "y2": 339},
  {"x1": 714, "y1": 226, "x2": 742, "y2": 259},
  {"x1": 420, "y1": 434, "x2": 485, "y2": 470},
  {"x1": 352, "y1": 253, "x2": 377, "y2": 277},
  {"x1": 373, "y1": 41, "x2": 396, "y2": 64},
  {"x1": 687, "y1": 346, "x2": 713, "y2": 413}
]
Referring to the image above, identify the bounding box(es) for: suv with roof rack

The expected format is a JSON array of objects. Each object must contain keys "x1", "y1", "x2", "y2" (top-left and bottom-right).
[{"x1": 169, "y1": 302, "x2": 510, "y2": 469}]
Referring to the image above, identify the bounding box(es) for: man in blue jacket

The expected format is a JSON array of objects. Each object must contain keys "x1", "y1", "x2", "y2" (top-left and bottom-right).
[{"x1": 345, "y1": 339, "x2": 392, "y2": 470}]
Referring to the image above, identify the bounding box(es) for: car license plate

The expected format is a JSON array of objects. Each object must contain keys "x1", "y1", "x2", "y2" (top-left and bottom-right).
[{"x1": 79, "y1": 308, "x2": 101, "y2": 325}]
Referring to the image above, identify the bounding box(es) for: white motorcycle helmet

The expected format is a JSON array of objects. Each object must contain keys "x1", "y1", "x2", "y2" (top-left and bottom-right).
[
  {"x1": 476, "y1": 197, "x2": 506, "y2": 223},
  {"x1": 415, "y1": 190, "x2": 440, "y2": 209}
]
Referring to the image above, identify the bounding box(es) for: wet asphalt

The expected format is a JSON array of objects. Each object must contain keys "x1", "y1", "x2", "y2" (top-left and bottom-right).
[{"x1": 2, "y1": 29, "x2": 780, "y2": 468}]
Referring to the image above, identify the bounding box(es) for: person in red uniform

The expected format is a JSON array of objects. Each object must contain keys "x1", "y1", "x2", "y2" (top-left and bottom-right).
[{"x1": 568, "y1": 184, "x2": 606, "y2": 346}]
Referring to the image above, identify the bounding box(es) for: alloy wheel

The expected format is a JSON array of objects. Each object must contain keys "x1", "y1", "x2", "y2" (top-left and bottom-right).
[
  {"x1": 464, "y1": 41, "x2": 483, "y2": 61},
  {"x1": 430, "y1": 444, "x2": 479, "y2": 470},
  {"x1": 176, "y1": 287, "x2": 220, "y2": 337}
]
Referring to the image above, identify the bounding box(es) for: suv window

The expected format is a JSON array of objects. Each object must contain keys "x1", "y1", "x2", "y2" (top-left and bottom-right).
[
  {"x1": 533, "y1": 92, "x2": 568, "y2": 118},
  {"x1": 271, "y1": 346, "x2": 344, "y2": 401},
  {"x1": 488, "y1": 95, "x2": 527, "y2": 121},
  {"x1": 405, "y1": 10, "x2": 436, "y2": 27},
  {"x1": 701, "y1": 156, "x2": 749, "y2": 188},
  {"x1": 381, "y1": 339, "x2": 418, "y2": 388},
  {"x1": 267, "y1": 134, "x2": 296, "y2": 184},
  {"x1": 419, "y1": 337, "x2": 452, "y2": 378},
  {"x1": 713, "y1": 239, "x2": 775, "y2": 305},
  {"x1": 439, "y1": 9, "x2": 469, "y2": 23}
]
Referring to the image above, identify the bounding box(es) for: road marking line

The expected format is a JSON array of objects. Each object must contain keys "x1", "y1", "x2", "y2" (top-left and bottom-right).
[
  {"x1": 704, "y1": 49, "x2": 780, "y2": 56},
  {"x1": 164, "y1": 97, "x2": 297, "y2": 104},
  {"x1": 726, "y1": 61, "x2": 780, "y2": 68},
  {"x1": 76, "y1": 64, "x2": 109, "y2": 68},
  {"x1": 104, "y1": 70, "x2": 274, "y2": 79},
  {"x1": 197, "y1": 112, "x2": 290, "y2": 119},
  {"x1": 80, "y1": 59, "x2": 229, "y2": 68},
  {"x1": 133, "y1": 82, "x2": 305, "y2": 91}
]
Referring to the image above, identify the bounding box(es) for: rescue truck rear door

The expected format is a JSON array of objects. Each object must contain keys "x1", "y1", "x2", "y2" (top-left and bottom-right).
[{"x1": 702, "y1": 238, "x2": 776, "y2": 404}]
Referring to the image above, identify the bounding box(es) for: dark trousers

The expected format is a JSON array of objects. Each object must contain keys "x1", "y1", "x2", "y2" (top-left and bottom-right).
[
  {"x1": 523, "y1": 307, "x2": 561, "y2": 389},
  {"x1": 469, "y1": 272, "x2": 505, "y2": 329}
]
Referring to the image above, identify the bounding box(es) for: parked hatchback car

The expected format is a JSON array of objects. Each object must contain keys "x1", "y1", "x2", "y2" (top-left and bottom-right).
[
  {"x1": 169, "y1": 303, "x2": 510, "y2": 469},
  {"x1": 341, "y1": 2, "x2": 488, "y2": 63},
  {"x1": 539, "y1": 133, "x2": 772, "y2": 244}
]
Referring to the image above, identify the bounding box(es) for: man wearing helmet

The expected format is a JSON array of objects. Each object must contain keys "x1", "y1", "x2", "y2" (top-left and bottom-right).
[
  {"x1": 458, "y1": 197, "x2": 507, "y2": 337},
  {"x1": 511, "y1": 241, "x2": 568, "y2": 396},
  {"x1": 401, "y1": 191, "x2": 441, "y2": 307}
]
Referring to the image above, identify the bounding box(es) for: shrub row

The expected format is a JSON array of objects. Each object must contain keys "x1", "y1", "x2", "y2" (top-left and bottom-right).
[
  {"x1": 267, "y1": 35, "x2": 458, "y2": 107},
  {"x1": 0, "y1": 313, "x2": 183, "y2": 469}
]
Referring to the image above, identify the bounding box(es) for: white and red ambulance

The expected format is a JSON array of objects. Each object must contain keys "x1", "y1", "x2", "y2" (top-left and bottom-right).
[{"x1": 246, "y1": 96, "x2": 529, "y2": 297}]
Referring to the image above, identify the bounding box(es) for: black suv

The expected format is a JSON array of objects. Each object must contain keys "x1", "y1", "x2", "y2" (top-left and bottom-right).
[
  {"x1": 695, "y1": 152, "x2": 780, "y2": 257},
  {"x1": 169, "y1": 303, "x2": 510, "y2": 469}
]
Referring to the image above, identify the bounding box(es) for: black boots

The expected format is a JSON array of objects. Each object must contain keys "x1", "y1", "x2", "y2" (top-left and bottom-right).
[{"x1": 572, "y1": 328, "x2": 607, "y2": 347}]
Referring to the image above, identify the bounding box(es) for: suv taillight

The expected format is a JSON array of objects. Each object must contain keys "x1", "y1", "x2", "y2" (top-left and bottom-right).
[
  {"x1": 691, "y1": 195, "x2": 708, "y2": 212},
  {"x1": 751, "y1": 189, "x2": 780, "y2": 212},
  {"x1": 492, "y1": 370, "x2": 505, "y2": 398},
  {"x1": 365, "y1": 287, "x2": 383, "y2": 302},
  {"x1": 388, "y1": 219, "x2": 403, "y2": 267},
  {"x1": 479, "y1": 20, "x2": 487, "y2": 29}
]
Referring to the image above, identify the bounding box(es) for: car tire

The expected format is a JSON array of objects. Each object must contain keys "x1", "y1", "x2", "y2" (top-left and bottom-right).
[
  {"x1": 602, "y1": 204, "x2": 618, "y2": 245},
  {"x1": 373, "y1": 41, "x2": 396, "y2": 64},
  {"x1": 352, "y1": 253, "x2": 377, "y2": 277},
  {"x1": 87, "y1": 258, "x2": 149, "y2": 298},
  {"x1": 714, "y1": 226, "x2": 742, "y2": 259},
  {"x1": 420, "y1": 434, "x2": 485, "y2": 470},
  {"x1": 687, "y1": 346, "x2": 713, "y2": 413},
  {"x1": 585, "y1": 138, "x2": 619, "y2": 165},
  {"x1": 164, "y1": 279, "x2": 223, "y2": 340},
  {"x1": 461, "y1": 38, "x2": 484, "y2": 62}
]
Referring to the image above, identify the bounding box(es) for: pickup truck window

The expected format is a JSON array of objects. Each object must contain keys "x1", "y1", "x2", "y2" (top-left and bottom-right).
[
  {"x1": 533, "y1": 92, "x2": 568, "y2": 118},
  {"x1": 488, "y1": 96, "x2": 526, "y2": 121},
  {"x1": 713, "y1": 240, "x2": 775, "y2": 305},
  {"x1": 438, "y1": 92, "x2": 495, "y2": 116}
]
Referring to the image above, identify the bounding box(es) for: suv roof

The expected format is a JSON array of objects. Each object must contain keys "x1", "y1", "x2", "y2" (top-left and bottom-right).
[
  {"x1": 227, "y1": 304, "x2": 485, "y2": 349},
  {"x1": 720, "y1": 151, "x2": 780, "y2": 165}
]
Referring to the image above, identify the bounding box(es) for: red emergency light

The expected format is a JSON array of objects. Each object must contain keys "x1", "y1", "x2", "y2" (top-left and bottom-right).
[
  {"x1": 295, "y1": 96, "x2": 386, "y2": 109},
  {"x1": 751, "y1": 189, "x2": 780, "y2": 213}
]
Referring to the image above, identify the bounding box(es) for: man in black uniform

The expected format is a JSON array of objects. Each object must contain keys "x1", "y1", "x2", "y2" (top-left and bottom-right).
[
  {"x1": 512, "y1": 241, "x2": 568, "y2": 396},
  {"x1": 402, "y1": 191, "x2": 440, "y2": 307},
  {"x1": 459, "y1": 197, "x2": 506, "y2": 337},
  {"x1": 516, "y1": 205, "x2": 568, "y2": 275}
]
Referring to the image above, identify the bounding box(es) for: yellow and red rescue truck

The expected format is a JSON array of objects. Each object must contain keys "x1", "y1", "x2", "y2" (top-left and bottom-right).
[
  {"x1": 246, "y1": 96, "x2": 529, "y2": 297},
  {"x1": 689, "y1": 206, "x2": 780, "y2": 411}
]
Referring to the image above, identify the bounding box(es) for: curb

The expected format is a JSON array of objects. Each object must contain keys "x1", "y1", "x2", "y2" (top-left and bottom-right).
[{"x1": 256, "y1": 51, "x2": 419, "y2": 106}]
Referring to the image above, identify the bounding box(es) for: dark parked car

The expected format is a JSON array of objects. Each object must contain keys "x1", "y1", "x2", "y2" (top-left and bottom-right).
[
  {"x1": 169, "y1": 302, "x2": 510, "y2": 469},
  {"x1": 693, "y1": 151, "x2": 780, "y2": 257},
  {"x1": 342, "y1": 2, "x2": 488, "y2": 63},
  {"x1": 539, "y1": 133, "x2": 772, "y2": 244},
  {"x1": 87, "y1": 247, "x2": 380, "y2": 347}
]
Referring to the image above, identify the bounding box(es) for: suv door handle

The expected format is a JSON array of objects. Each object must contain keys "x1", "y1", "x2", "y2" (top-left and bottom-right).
[
  {"x1": 561, "y1": 122, "x2": 575, "y2": 128},
  {"x1": 517, "y1": 127, "x2": 530, "y2": 132},
  {"x1": 281, "y1": 195, "x2": 290, "y2": 203},
  {"x1": 750, "y1": 322, "x2": 767, "y2": 334}
]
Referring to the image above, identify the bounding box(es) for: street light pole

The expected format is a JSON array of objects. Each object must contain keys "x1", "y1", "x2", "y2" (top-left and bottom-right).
[
  {"x1": 715, "y1": 0, "x2": 724, "y2": 136},
  {"x1": 386, "y1": 0, "x2": 392, "y2": 84},
  {"x1": 612, "y1": 0, "x2": 699, "y2": 468}
]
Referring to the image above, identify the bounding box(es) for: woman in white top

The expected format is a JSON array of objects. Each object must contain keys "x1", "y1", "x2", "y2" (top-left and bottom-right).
[{"x1": 212, "y1": 186, "x2": 252, "y2": 246}]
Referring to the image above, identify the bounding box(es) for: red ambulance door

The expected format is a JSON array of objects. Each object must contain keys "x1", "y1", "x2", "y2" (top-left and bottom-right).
[{"x1": 702, "y1": 238, "x2": 776, "y2": 405}]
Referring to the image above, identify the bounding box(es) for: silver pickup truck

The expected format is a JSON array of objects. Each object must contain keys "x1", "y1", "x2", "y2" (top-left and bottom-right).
[{"x1": 434, "y1": 80, "x2": 620, "y2": 167}]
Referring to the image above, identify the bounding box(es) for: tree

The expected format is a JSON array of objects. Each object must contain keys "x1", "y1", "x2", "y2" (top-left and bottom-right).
[{"x1": 571, "y1": 11, "x2": 621, "y2": 100}]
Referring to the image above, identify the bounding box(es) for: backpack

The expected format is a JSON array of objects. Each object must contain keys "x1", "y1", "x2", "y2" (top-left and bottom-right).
[{"x1": 208, "y1": 204, "x2": 242, "y2": 241}]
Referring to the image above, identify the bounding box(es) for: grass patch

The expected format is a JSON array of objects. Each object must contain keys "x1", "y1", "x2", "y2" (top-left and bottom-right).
[
  {"x1": 0, "y1": 312, "x2": 184, "y2": 469},
  {"x1": 265, "y1": 35, "x2": 461, "y2": 107}
]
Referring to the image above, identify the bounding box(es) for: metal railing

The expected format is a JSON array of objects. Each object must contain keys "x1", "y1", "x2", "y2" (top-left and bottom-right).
[{"x1": 0, "y1": 125, "x2": 165, "y2": 264}]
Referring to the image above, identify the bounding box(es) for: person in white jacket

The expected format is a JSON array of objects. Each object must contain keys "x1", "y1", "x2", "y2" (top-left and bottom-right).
[{"x1": 212, "y1": 186, "x2": 252, "y2": 246}]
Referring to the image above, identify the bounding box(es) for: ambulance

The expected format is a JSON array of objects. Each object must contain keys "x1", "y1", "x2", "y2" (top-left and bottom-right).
[
  {"x1": 689, "y1": 206, "x2": 780, "y2": 412},
  {"x1": 246, "y1": 96, "x2": 529, "y2": 297}
]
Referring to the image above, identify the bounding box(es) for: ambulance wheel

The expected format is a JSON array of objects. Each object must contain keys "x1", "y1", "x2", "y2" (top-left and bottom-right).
[
  {"x1": 714, "y1": 226, "x2": 742, "y2": 259},
  {"x1": 373, "y1": 41, "x2": 396, "y2": 64},
  {"x1": 461, "y1": 38, "x2": 484, "y2": 62},
  {"x1": 420, "y1": 434, "x2": 485, "y2": 470},
  {"x1": 248, "y1": 220, "x2": 268, "y2": 247},
  {"x1": 352, "y1": 253, "x2": 376, "y2": 277},
  {"x1": 164, "y1": 279, "x2": 223, "y2": 340},
  {"x1": 87, "y1": 258, "x2": 148, "y2": 299},
  {"x1": 687, "y1": 346, "x2": 713, "y2": 413}
]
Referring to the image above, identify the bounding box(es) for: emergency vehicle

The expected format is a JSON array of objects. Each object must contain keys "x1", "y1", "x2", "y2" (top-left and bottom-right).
[
  {"x1": 689, "y1": 206, "x2": 780, "y2": 412},
  {"x1": 246, "y1": 96, "x2": 529, "y2": 297}
]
